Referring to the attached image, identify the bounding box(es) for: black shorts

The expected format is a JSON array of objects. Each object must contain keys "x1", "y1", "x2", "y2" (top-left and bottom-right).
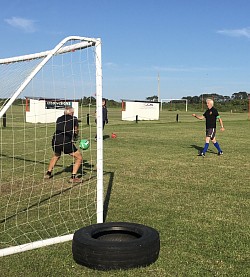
[
  {"x1": 52, "y1": 139, "x2": 77, "y2": 155},
  {"x1": 206, "y1": 128, "x2": 216, "y2": 140}
]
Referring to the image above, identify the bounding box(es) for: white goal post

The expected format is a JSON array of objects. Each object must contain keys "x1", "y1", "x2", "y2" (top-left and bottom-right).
[
  {"x1": 160, "y1": 99, "x2": 188, "y2": 112},
  {"x1": 0, "y1": 36, "x2": 103, "y2": 256}
]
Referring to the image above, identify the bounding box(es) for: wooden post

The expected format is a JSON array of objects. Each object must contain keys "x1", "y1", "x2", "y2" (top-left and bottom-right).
[
  {"x1": 3, "y1": 113, "x2": 6, "y2": 127},
  {"x1": 87, "y1": 113, "x2": 90, "y2": 125}
]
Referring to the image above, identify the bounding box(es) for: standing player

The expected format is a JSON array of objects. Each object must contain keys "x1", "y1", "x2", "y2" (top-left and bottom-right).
[
  {"x1": 192, "y1": 98, "x2": 225, "y2": 157},
  {"x1": 95, "y1": 98, "x2": 108, "y2": 141},
  {"x1": 44, "y1": 106, "x2": 83, "y2": 182}
]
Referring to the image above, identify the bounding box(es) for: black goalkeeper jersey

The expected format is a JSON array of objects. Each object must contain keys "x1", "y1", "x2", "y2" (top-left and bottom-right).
[
  {"x1": 53, "y1": 114, "x2": 78, "y2": 143},
  {"x1": 203, "y1": 107, "x2": 219, "y2": 129}
]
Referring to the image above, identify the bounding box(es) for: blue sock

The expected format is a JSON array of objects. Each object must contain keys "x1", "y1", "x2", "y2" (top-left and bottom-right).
[
  {"x1": 202, "y1": 143, "x2": 209, "y2": 154},
  {"x1": 214, "y1": 142, "x2": 222, "y2": 152}
]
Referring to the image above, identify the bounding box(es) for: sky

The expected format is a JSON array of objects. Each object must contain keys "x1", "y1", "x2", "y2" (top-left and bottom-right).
[{"x1": 1, "y1": 0, "x2": 250, "y2": 101}]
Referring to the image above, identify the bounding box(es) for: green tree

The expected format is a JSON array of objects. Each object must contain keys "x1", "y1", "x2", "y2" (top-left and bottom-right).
[
  {"x1": 146, "y1": 95, "x2": 158, "y2": 101},
  {"x1": 232, "y1": 91, "x2": 248, "y2": 100}
]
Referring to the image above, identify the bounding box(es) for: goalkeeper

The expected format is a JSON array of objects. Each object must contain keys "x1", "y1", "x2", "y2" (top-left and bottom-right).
[
  {"x1": 192, "y1": 98, "x2": 225, "y2": 157},
  {"x1": 44, "y1": 106, "x2": 83, "y2": 183}
]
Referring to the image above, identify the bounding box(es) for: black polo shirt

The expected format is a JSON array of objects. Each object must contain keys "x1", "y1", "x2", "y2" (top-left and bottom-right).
[
  {"x1": 203, "y1": 107, "x2": 219, "y2": 129},
  {"x1": 54, "y1": 114, "x2": 78, "y2": 143}
]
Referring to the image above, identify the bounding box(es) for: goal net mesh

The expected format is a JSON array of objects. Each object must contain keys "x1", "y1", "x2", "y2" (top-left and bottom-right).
[{"x1": 0, "y1": 37, "x2": 101, "y2": 255}]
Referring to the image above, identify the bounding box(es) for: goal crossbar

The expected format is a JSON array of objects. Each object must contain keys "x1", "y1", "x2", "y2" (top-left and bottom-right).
[{"x1": 0, "y1": 37, "x2": 96, "y2": 64}]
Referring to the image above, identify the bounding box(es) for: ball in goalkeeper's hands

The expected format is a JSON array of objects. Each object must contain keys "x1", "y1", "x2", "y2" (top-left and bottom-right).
[{"x1": 79, "y1": 139, "x2": 90, "y2": 150}]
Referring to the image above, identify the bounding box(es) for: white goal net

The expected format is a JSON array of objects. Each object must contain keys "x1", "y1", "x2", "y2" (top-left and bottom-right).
[{"x1": 0, "y1": 36, "x2": 103, "y2": 256}]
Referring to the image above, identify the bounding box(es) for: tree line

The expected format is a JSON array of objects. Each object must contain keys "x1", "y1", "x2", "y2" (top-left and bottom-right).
[
  {"x1": 9, "y1": 91, "x2": 249, "y2": 112},
  {"x1": 146, "y1": 91, "x2": 249, "y2": 103},
  {"x1": 146, "y1": 91, "x2": 249, "y2": 112},
  {"x1": 182, "y1": 91, "x2": 248, "y2": 104}
]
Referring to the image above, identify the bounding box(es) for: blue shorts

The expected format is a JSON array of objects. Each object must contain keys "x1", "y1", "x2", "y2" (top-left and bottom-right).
[{"x1": 206, "y1": 128, "x2": 216, "y2": 140}]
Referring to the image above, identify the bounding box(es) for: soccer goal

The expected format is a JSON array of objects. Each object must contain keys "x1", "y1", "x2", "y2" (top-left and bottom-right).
[
  {"x1": 0, "y1": 36, "x2": 103, "y2": 256},
  {"x1": 160, "y1": 99, "x2": 188, "y2": 112}
]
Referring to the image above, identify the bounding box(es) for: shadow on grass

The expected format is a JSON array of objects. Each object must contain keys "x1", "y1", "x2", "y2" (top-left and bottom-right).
[
  {"x1": 0, "y1": 153, "x2": 50, "y2": 166},
  {"x1": 1, "y1": 151, "x2": 115, "y2": 225},
  {"x1": 52, "y1": 160, "x2": 94, "y2": 178},
  {"x1": 103, "y1": 171, "x2": 114, "y2": 222},
  {"x1": 103, "y1": 134, "x2": 110, "y2": 140},
  {"x1": 1, "y1": 152, "x2": 94, "y2": 178},
  {"x1": 0, "y1": 169, "x2": 115, "y2": 226},
  {"x1": 190, "y1": 144, "x2": 203, "y2": 152}
]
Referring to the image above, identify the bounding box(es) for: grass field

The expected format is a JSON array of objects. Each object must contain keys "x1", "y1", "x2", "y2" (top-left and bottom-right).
[{"x1": 0, "y1": 108, "x2": 249, "y2": 277}]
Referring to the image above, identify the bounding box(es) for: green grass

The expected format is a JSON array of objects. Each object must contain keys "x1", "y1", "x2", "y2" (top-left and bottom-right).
[{"x1": 0, "y1": 108, "x2": 249, "y2": 276}]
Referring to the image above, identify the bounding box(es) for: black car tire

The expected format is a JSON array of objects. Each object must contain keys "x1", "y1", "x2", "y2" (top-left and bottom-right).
[{"x1": 72, "y1": 222, "x2": 160, "y2": 270}]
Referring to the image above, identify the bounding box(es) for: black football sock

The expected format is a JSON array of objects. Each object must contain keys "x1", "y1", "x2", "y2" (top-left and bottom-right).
[{"x1": 46, "y1": 171, "x2": 52, "y2": 176}]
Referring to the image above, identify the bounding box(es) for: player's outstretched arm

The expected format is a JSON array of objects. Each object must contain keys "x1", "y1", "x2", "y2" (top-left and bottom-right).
[{"x1": 192, "y1": 114, "x2": 204, "y2": 120}]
